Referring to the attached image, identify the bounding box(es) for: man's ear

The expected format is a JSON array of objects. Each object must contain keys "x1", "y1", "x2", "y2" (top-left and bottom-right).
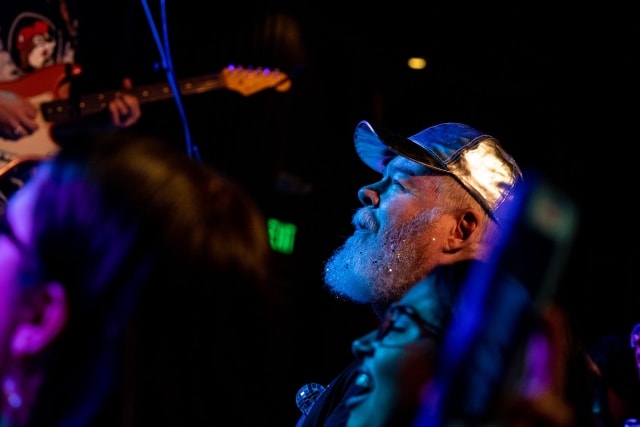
[
  {"x1": 10, "y1": 282, "x2": 68, "y2": 357},
  {"x1": 447, "y1": 211, "x2": 480, "y2": 250}
]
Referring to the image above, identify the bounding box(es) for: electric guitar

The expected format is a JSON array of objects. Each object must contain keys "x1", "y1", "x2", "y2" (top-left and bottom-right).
[
  {"x1": 0, "y1": 63, "x2": 291, "y2": 165},
  {"x1": 0, "y1": 64, "x2": 291, "y2": 203}
]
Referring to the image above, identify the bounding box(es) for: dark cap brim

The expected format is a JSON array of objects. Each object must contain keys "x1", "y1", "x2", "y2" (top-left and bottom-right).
[{"x1": 354, "y1": 120, "x2": 447, "y2": 174}]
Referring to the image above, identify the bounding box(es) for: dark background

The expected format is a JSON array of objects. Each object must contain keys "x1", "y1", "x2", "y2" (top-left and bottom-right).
[{"x1": 78, "y1": 1, "x2": 639, "y2": 422}]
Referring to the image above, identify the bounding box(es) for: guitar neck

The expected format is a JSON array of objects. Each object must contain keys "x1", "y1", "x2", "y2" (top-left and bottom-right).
[
  {"x1": 0, "y1": 64, "x2": 289, "y2": 163},
  {"x1": 40, "y1": 73, "x2": 225, "y2": 123}
]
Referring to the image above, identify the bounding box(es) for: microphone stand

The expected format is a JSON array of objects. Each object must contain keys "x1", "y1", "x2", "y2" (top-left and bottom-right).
[{"x1": 139, "y1": 0, "x2": 200, "y2": 161}]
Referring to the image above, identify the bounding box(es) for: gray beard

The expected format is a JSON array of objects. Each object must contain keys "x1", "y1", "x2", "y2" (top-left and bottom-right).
[{"x1": 323, "y1": 208, "x2": 437, "y2": 307}]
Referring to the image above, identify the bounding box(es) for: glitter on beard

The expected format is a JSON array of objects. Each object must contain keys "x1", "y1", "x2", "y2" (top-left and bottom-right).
[{"x1": 324, "y1": 206, "x2": 441, "y2": 304}]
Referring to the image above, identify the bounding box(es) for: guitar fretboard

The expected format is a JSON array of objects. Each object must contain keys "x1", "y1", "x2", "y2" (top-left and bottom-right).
[{"x1": 40, "y1": 74, "x2": 227, "y2": 122}]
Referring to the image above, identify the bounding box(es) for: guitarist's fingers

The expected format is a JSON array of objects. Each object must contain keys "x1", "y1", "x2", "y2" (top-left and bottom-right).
[
  {"x1": 0, "y1": 93, "x2": 38, "y2": 138},
  {"x1": 109, "y1": 92, "x2": 141, "y2": 128},
  {"x1": 11, "y1": 112, "x2": 38, "y2": 135},
  {"x1": 16, "y1": 113, "x2": 39, "y2": 133},
  {"x1": 2, "y1": 123, "x2": 27, "y2": 140},
  {"x1": 5, "y1": 116, "x2": 37, "y2": 139}
]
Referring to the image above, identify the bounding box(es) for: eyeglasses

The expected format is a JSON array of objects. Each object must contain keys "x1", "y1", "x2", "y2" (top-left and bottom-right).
[{"x1": 375, "y1": 303, "x2": 443, "y2": 347}]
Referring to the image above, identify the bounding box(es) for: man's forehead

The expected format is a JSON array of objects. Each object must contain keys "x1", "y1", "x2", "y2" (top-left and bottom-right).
[{"x1": 385, "y1": 156, "x2": 434, "y2": 176}]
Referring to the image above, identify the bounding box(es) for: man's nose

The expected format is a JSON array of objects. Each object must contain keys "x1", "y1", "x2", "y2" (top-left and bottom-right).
[{"x1": 358, "y1": 185, "x2": 380, "y2": 207}]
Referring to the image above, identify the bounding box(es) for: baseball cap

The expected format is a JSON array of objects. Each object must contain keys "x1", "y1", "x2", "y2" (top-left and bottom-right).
[{"x1": 354, "y1": 120, "x2": 523, "y2": 223}]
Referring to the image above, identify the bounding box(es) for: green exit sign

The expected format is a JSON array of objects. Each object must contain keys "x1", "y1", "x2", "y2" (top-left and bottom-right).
[{"x1": 267, "y1": 218, "x2": 298, "y2": 254}]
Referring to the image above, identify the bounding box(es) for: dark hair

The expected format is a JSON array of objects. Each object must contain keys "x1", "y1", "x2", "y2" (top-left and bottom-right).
[
  {"x1": 22, "y1": 132, "x2": 273, "y2": 426},
  {"x1": 423, "y1": 260, "x2": 481, "y2": 330}
]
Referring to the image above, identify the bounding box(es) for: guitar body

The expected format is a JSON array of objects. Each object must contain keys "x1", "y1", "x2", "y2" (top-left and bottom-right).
[
  {"x1": 0, "y1": 64, "x2": 74, "y2": 159},
  {"x1": 0, "y1": 91, "x2": 60, "y2": 158},
  {"x1": 0, "y1": 63, "x2": 71, "y2": 98}
]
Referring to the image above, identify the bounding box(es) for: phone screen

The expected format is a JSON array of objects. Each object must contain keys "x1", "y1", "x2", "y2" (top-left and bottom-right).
[{"x1": 496, "y1": 172, "x2": 578, "y2": 309}]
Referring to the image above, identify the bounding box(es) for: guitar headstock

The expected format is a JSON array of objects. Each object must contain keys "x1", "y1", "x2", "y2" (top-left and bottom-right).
[{"x1": 221, "y1": 65, "x2": 291, "y2": 96}]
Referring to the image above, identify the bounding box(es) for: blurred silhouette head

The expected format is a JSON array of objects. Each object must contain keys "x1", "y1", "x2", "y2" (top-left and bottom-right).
[
  {"x1": 0, "y1": 132, "x2": 272, "y2": 427},
  {"x1": 345, "y1": 260, "x2": 475, "y2": 427}
]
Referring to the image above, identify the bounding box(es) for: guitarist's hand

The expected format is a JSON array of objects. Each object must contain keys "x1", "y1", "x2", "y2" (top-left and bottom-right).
[
  {"x1": 50, "y1": 77, "x2": 142, "y2": 145},
  {"x1": 0, "y1": 90, "x2": 39, "y2": 140},
  {"x1": 108, "y1": 78, "x2": 141, "y2": 128}
]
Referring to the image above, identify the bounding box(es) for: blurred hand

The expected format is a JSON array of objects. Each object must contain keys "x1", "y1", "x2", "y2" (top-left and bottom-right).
[
  {"x1": 0, "y1": 90, "x2": 39, "y2": 140},
  {"x1": 108, "y1": 77, "x2": 141, "y2": 128}
]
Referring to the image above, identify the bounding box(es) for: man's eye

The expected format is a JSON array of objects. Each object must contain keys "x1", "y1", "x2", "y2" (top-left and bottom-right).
[{"x1": 391, "y1": 180, "x2": 408, "y2": 191}]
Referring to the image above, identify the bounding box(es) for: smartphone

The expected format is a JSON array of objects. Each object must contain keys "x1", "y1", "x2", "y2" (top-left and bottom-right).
[{"x1": 416, "y1": 170, "x2": 579, "y2": 426}]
